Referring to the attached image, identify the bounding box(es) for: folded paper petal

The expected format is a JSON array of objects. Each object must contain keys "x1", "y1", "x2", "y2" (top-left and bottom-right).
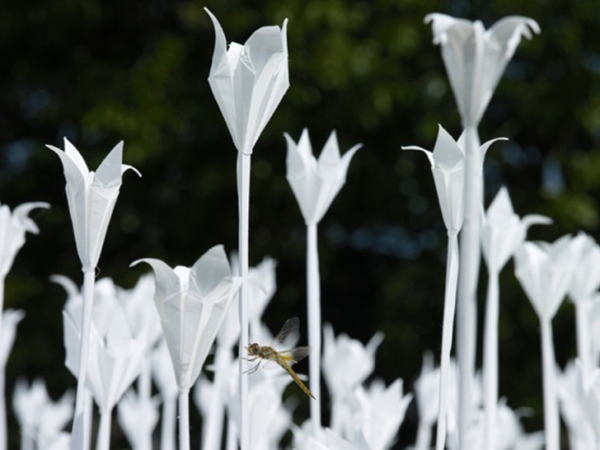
[
  {"x1": 47, "y1": 139, "x2": 140, "y2": 271},
  {"x1": 286, "y1": 129, "x2": 361, "y2": 225},
  {"x1": 206, "y1": 8, "x2": 289, "y2": 154},
  {"x1": 133, "y1": 245, "x2": 240, "y2": 391},
  {"x1": 425, "y1": 14, "x2": 540, "y2": 126}
]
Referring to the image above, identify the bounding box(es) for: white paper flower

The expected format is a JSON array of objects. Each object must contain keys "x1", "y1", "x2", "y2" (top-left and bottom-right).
[
  {"x1": 514, "y1": 234, "x2": 586, "y2": 321},
  {"x1": 63, "y1": 302, "x2": 145, "y2": 413},
  {"x1": 404, "y1": 125, "x2": 505, "y2": 234},
  {"x1": 0, "y1": 202, "x2": 49, "y2": 278},
  {"x1": 46, "y1": 139, "x2": 140, "y2": 271},
  {"x1": 356, "y1": 379, "x2": 412, "y2": 450},
  {"x1": 425, "y1": 14, "x2": 540, "y2": 126},
  {"x1": 205, "y1": 8, "x2": 289, "y2": 155},
  {"x1": 481, "y1": 187, "x2": 551, "y2": 272},
  {"x1": 322, "y1": 324, "x2": 383, "y2": 397},
  {"x1": 285, "y1": 129, "x2": 361, "y2": 225},
  {"x1": 133, "y1": 245, "x2": 241, "y2": 392},
  {"x1": 117, "y1": 389, "x2": 159, "y2": 450},
  {"x1": 559, "y1": 360, "x2": 600, "y2": 449},
  {"x1": 293, "y1": 423, "x2": 364, "y2": 450},
  {"x1": 567, "y1": 234, "x2": 600, "y2": 304},
  {"x1": 13, "y1": 379, "x2": 73, "y2": 448}
]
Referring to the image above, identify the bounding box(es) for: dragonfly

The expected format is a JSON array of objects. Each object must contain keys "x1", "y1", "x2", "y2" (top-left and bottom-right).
[{"x1": 246, "y1": 317, "x2": 315, "y2": 400}]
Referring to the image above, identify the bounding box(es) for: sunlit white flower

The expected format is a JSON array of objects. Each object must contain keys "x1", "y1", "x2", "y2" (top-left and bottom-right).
[
  {"x1": 425, "y1": 14, "x2": 540, "y2": 126},
  {"x1": 46, "y1": 138, "x2": 140, "y2": 271},
  {"x1": 205, "y1": 8, "x2": 289, "y2": 155},
  {"x1": 133, "y1": 245, "x2": 241, "y2": 392},
  {"x1": 404, "y1": 125, "x2": 505, "y2": 234},
  {"x1": 117, "y1": 389, "x2": 159, "y2": 450},
  {"x1": 0, "y1": 201, "x2": 49, "y2": 278},
  {"x1": 355, "y1": 379, "x2": 412, "y2": 450},
  {"x1": 481, "y1": 187, "x2": 551, "y2": 272},
  {"x1": 0, "y1": 309, "x2": 24, "y2": 367},
  {"x1": 559, "y1": 360, "x2": 600, "y2": 450},
  {"x1": 285, "y1": 129, "x2": 361, "y2": 225},
  {"x1": 515, "y1": 234, "x2": 586, "y2": 321}
]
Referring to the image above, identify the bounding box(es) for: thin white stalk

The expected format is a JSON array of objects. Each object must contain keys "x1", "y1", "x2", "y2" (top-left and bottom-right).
[
  {"x1": 575, "y1": 299, "x2": 592, "y2": 378},
  {"x1": 436, "y1": 232, "x2": 459, "y2": 450},
  {"x1": 415, "y1": 421, "x2": 432, "y2": 450},
  {"x1": 483, "y1": 267, "x2": 500, "y2": 448},
  {"x1": 203, "y1": 346, "x2": 230, "y2": 450},
  {"x1": 95, "y1": 409, "x2": 112, "y2": 450},
  {"x1": 226, "y1": 419, "x2": 237, "y2": 450},
  {"x1": 456, "y1": 125, "x2": 481, "y2": 449},
  {"x1": 307, "y1": 222, "x2": 321, "y2": 430},
  {"x1": 0, "y1": 364, "x2": 5, "y2": 450},
  {"x1": 237, "y1": 150, "x2": 251, "y2": 450},
  {"x1": 71, "y1": 269, "x2": 96, "y2": 450},
  {"x1": 0, "y1": 277, "x2": 4, "y2": 450},
  {"x1": 540, "y1": 319, "x2": 559, "y2": 450},
  {"x1": 137, "y1": 357, "x2": 153, "y2": 450},
  {"x1": 84, "y1": 389, "x2": 93, "y2": 450},
  {"x1": 178, "y1": 389, "x2": 190, "y2": 450},
  {"x1": 160, "y1": 396, "x2": 176, "y2": 450}
]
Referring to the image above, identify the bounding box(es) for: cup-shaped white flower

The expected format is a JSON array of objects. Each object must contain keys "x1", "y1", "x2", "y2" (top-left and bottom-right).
[
  {"x1": 515, "y1": 235, "x2": 585, "y2": 322},
  {"x1": 0, "y1": 201, "x2": 49, "y2": 279},
  {"x1": 403, "y1": 125, "x2": 465, "y2": 234},
  {"x1": 133, "y1": 245, "x2": 240, "y2": 450},
  {"x1": 286, "y1": 129, "x2": 361, "y2": 226},
  {"x1": 425, "y1": 14, "x2": 540, "y2": 126},
  {"x1": 47, "y1": 139, "x2": 140, "y2": 271},
  {"x1": 13, "y1": 379, "x2": 73, "y2": 450},
  {"x1": 559, "y1": 360, "x2": 598, "y2": 449},
  {"x1": 515, "y1": 234, "x2": 586, "y2": 450},
  {"x1": 63, "y1": 302, "x2": 145, "y2": 450},
  {"x1": 355, "y1": 379, "x2": 412, "y2": 450},
  {"x1": 322, "y1": 323, "x2": 383, "y2": 397},
  {"x1": 205, "y1": 8, "x2": 289, "y2": 155},
  {"x1": 117, "y1": 389, "x2": 159, "y2": 450},
  {"x1": 481, "y1": 187, "x2": 551, "y2": 273}
]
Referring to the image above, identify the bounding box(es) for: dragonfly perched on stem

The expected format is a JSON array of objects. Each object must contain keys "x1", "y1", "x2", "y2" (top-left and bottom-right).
[{"x1": 246, "y1": 317, "x2": 315, "y2": 400}]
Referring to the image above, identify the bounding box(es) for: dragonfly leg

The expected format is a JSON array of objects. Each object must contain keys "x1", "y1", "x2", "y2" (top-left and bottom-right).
[{"x1": 243, "y1": 360, "x2": 262, "y2": 375}]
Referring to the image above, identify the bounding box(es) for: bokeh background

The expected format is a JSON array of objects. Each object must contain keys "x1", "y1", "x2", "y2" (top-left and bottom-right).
[{"x1": 1, "y1": 0, "x2": 599, "y2": 448}]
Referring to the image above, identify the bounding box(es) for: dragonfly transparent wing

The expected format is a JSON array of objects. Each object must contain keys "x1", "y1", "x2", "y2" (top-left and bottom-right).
[
  {"x1": 270, "y1": 317, "x2": 300, "y2": 350},
  {"x1": 282, "y1": 346, "x2": 310, "y2": 366}
]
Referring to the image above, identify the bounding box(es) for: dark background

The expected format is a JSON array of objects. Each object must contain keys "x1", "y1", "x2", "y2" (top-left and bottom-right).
[{"x1": 1, "y1": 0, "x2": 599, "y2": 448}]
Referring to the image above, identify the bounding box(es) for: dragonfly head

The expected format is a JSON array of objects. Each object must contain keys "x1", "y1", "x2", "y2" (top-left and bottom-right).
[{"x1": 248, "y1": 343, "x2": 261, "y2": 356}]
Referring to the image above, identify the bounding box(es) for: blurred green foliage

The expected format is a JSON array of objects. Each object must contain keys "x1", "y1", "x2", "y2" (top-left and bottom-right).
[{"x1": 1, "y1": 0, "x2": 600, "y2": 448}]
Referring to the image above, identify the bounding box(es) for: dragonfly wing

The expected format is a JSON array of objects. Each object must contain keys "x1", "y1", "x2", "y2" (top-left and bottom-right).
[
  {"x1": 281, "y1": 346, "x2": 310, "y2": 365},
  {"x1": 271, "y1": 317, "x2": 300, "y2": 350}
]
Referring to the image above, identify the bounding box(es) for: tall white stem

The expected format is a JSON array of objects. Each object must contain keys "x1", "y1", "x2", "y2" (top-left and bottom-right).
[
  {"x1": 226, "y1": 420, "x2": 237, "y2": 450},
  {"x1": 137, "y1": 356, "x2": 153, "y2": 450},
  {"x1": 415, "y1": 421, "x2": 432, "y2": 450},
  {"x1": 0, "y1": 362, "x2": 5, "y2": 450},
  {"x1": 203, "y1": 347, "x2": 230, "y2": 450},
  {"x1": 160, "y1": 396, "x2": 176, "y2": 450},
  {"x1": 71, "y1": 269, "x2": 96, "y2": 450},
  {"x1": 307, "y1": 223, "x2": 321, "y2": 430},
  {"x1": 436, "y1": 232, "x2": 459, "y2": 450},
  {"x1": 456, "y1": 125, "x2": 481, "y2": 449},
  {"x1": 575, "y1": 299, "x2": 592, "y2": 378},
  {"x1": 0, "y1": 276, "x2": 5, "y2": 450},
  {"x1": 541, "y1": 319, "x2": 559, "y2": 450},
  {"x1": 237, "y1": 151, "x2": 251, "y2": 450},
  {"x1": 95, "y1": 408, "x2": 112, "y2": 450},
  {"x1": 178, "y1": 389, "x2": 190, "y2": 450},
  {"x1": 483, "y1": 267, "x2": 500, "y2": 448}
]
